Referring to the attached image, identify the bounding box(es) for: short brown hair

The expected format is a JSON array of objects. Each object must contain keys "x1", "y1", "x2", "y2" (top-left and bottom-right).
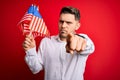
[{"x1": 60, "y1": 6, "x2": 80, "y2": 21}]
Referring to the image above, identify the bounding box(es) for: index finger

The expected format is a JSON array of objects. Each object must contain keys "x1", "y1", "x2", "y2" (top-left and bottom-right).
[{"x1": 67, "y1": 33, "x2": 74, "y2": 38}]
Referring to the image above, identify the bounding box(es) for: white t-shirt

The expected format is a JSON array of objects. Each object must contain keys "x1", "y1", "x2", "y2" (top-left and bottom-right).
[{"x1": 25, "y1": 34, "x2": 95, "y2": 80}]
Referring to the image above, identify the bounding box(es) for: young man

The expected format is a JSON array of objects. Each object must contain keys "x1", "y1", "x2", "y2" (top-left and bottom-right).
[{"x1": 23, "y1": 6, "x2": 95, "y2": 80}]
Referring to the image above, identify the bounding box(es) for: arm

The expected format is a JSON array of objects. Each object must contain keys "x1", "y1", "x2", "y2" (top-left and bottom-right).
[
  {"x1": 23, "y1": 34, "x2": 43, "y2": 74},
  {"x1": 78, "y1": 34, "x2": 95, "y2": 55},
  {"x1": 25, "y1": 47, "x2": 43, "y2": 74}
]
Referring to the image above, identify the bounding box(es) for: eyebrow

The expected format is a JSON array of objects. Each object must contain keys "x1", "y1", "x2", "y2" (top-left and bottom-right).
[{"x1": 59, "y1": 20, "x2": 73, "y2": 24}]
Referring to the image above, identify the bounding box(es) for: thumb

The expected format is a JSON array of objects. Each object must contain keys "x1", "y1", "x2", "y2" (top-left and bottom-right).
[
  {"x1": 29, "y1": 32, "x2": 36, "y2": 47},
  {"x1": 28, "y1": 31, "x2": 34, "y2": 41},
  {"x1": 67, "y1": 33, "x2": 74, "y2": 40}
]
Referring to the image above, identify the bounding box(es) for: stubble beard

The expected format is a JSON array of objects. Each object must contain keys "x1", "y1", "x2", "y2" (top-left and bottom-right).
[{"x1": 59, "y1": 32, "x2": 68, "y2": 40}]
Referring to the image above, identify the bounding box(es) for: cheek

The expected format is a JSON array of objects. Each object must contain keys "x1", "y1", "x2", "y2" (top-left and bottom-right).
[
  {"x1": 69, "y1": 25, "x2": 76, "y2": 31},
  {"x1": 58, "y1": 23, "x2": 61, "y2": 29}
]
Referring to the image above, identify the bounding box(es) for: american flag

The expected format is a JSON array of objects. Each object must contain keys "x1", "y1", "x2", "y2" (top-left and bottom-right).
[{"x1": 18, "y1": 4, "x2": 50, "y2": 38}]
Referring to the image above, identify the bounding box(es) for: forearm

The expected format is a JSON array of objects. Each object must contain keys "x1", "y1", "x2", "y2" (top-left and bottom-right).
[
  {"x1": 78, "y1": 34, "x2": 95, "y2": 55},
  {"x1": 25, "y1": 47, "x2": 43, "y2": 74}
]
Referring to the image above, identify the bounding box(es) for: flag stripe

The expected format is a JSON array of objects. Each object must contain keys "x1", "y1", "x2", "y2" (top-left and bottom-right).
[
  {"x1": 36, "y1": 19, "x2": 42, "y2": 32},
  {"x1": 29, "y1": 16, "x2": 35, "y2": 30},
  {"x1": 20, "y1": 13, "x2": 32, "y2": 23},
  {"x1": 40, "y1": 21, "x2": 44, "y2": 34},
  {"x1": 38, "y1": 19, "x2": 43, "y2": 32},
  {"x1": 31, "y1": 16, "x2": 38, "y2": 31},
  {"x1": 34, "y1": 18, "x2": 40, "y2": 31}
]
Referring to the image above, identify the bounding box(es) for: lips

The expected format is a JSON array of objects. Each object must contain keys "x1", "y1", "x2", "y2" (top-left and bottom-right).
[{"x1": 60, "y1": 30, "x2": 67, "y2": 33}]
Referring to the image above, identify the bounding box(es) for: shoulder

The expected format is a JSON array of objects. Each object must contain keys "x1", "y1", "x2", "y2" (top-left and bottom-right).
[
  {"x1": 79, "y1": 33, "x2": 88, "y2": 37},
  {"x1": 76, "y1": 33, "x2": 88, "y2": 39},
  {"x1": 77, "y1": 33, "x2": 92, "y2": 42}
]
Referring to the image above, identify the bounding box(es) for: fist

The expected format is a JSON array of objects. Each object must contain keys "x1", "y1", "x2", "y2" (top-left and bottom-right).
[
  {"x1": 66, "y1": 33, "x2": 86, "y2": 54},
  {"x1": 23, "y1": 34, "x2": 36, "y2": 51}
]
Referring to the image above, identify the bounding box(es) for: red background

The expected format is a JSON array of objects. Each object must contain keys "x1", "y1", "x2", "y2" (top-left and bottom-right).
[{"x1": 0, "y1": 0, "x2": 120, "y2": 80}]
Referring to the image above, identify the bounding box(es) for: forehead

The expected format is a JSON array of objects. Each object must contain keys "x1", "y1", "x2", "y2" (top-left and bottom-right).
[{"x1": 59, "y1": 13, "x2": 76, "y2": 21}]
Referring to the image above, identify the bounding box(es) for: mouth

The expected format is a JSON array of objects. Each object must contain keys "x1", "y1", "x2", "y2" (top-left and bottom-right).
[{"x1": 60, "y1": 30, "x2": 67, "y2": 34}]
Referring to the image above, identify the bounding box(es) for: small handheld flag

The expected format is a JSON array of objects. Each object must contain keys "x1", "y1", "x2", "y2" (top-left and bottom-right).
[{"x1": 18, "y1": 4, "x2": 50, "y2": 38}]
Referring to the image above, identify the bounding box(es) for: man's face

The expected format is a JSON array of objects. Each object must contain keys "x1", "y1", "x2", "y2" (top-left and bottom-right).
[{"x1": 58, "y1": 13, "x2": 80, "y2": 38}]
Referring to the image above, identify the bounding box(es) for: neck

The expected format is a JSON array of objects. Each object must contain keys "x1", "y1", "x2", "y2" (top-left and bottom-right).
[
  {"x1": 60, "y1": 37, "x2": 67, "y2": 42},
  {"x1": 59, "y1": 35, "x2": 67, "y2": 42}
]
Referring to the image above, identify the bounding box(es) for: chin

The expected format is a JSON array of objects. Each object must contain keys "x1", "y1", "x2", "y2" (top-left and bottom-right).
[{"x1": 59, "y1": 33, "x2": 67, "y2": 38}]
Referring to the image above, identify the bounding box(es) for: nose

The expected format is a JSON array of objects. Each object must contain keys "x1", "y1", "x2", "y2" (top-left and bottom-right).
[{"x1": 62, "y1": 22, "x2": 67, "y2": 28}]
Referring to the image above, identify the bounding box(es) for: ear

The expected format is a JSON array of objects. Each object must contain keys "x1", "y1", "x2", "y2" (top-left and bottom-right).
[{"x1": 75, "y1": 22, "x2": 80, "y2": 30}]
